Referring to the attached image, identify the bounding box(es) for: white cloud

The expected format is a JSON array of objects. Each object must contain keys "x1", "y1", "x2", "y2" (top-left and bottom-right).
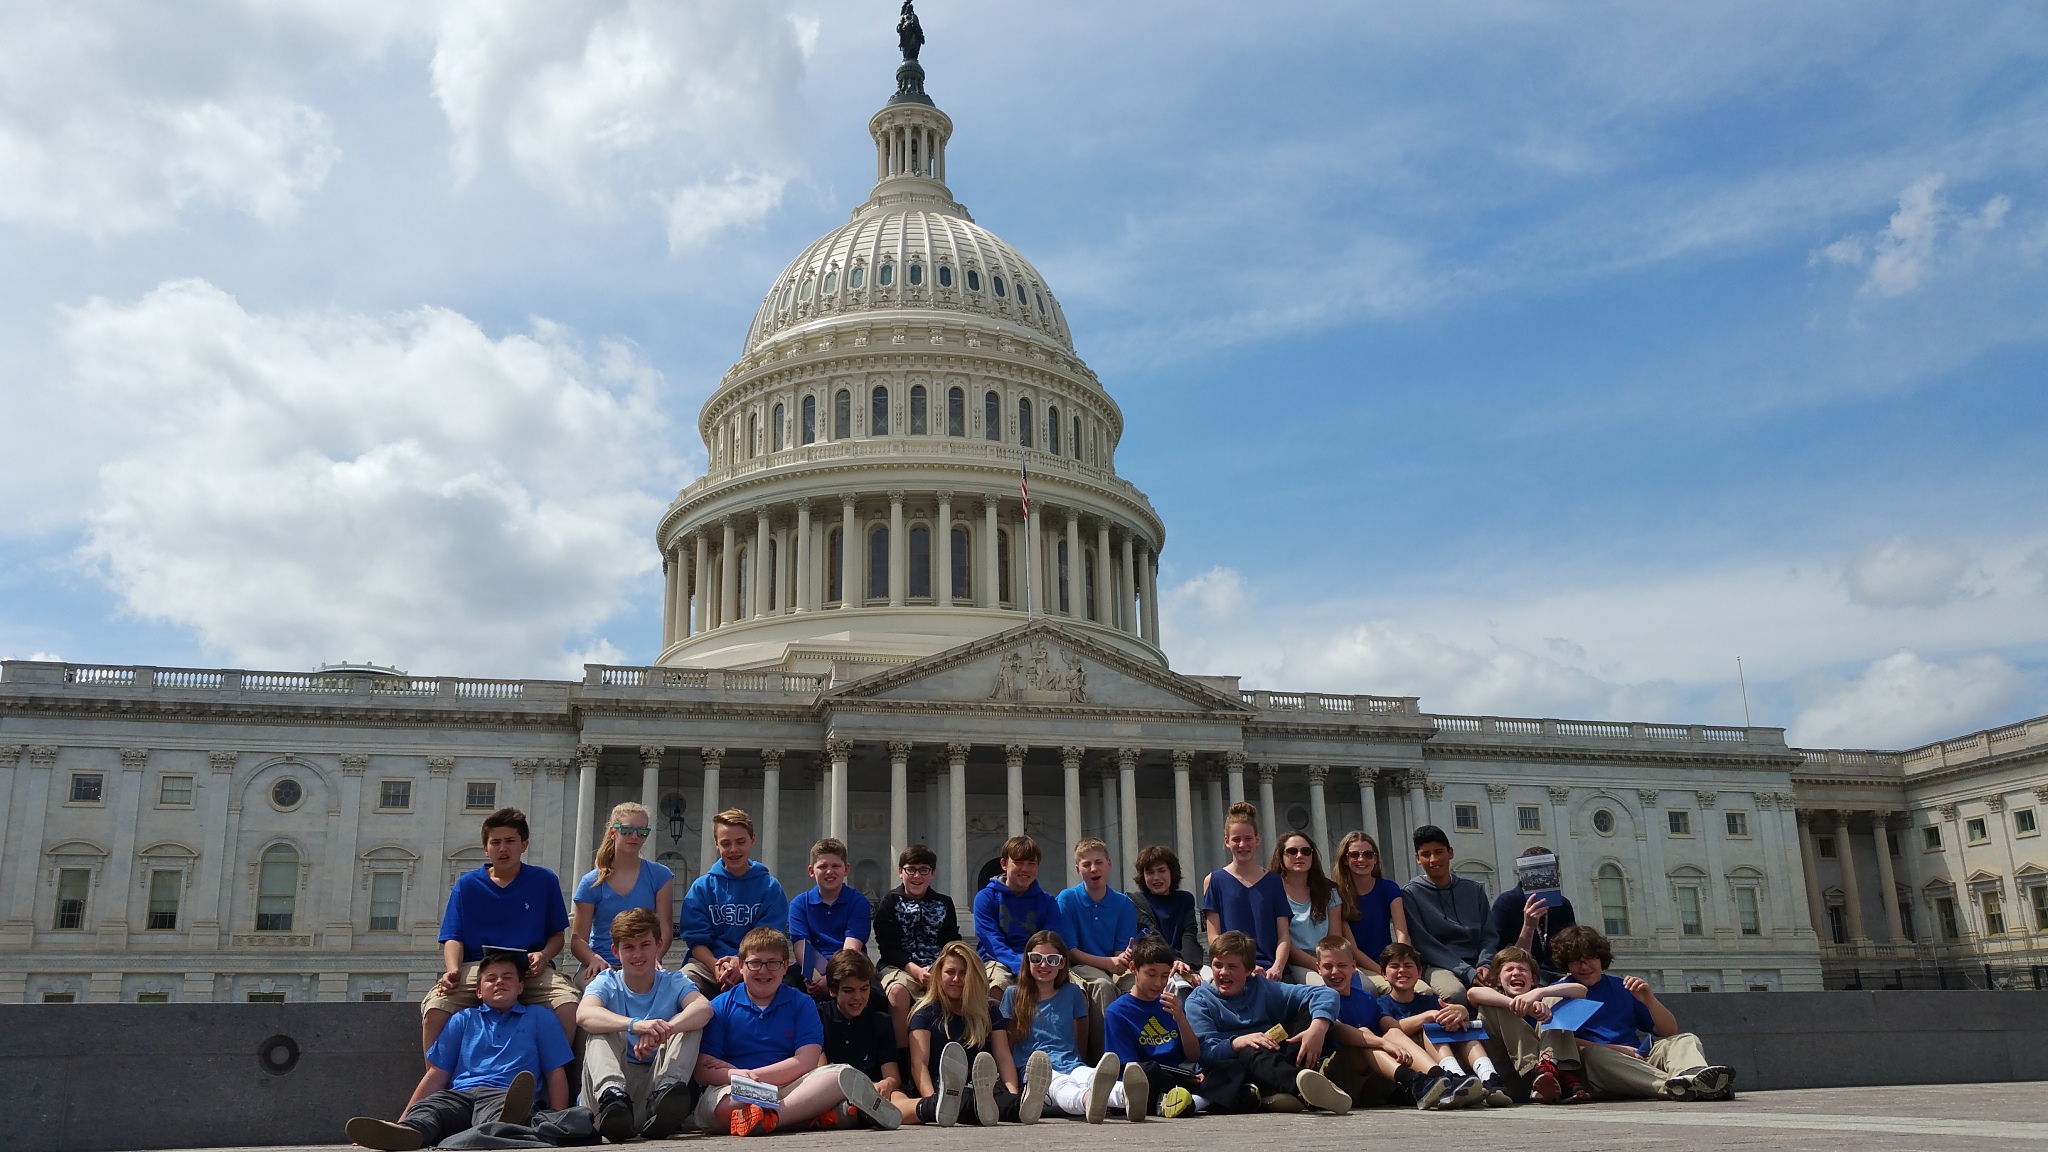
[
  {"x1": 666, "y1": 171, "x2": 788, "y2": 253},
  {"x1": 63, "y1": 278, "x2": 678, "y2": 677},
  {"x1": 1791, "y1": 650, "x2": 2027, "y2": 748},
  {"x1": 1845, "y1": 538, "x2": 1972, "y2": 609},
  {"x1": 1817, "y1": 174, "x2": 2013, "y2": 298}
]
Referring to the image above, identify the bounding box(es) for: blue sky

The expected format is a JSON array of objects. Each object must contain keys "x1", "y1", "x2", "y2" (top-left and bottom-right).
[{"x1": 2, "y1": 1, "x2": 2044, "y2": 749}]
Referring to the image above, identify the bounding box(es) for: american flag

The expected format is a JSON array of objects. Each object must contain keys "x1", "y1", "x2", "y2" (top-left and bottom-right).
[{"x1": 1020, "y1": 456, "x2": 1030, "y2": 520}]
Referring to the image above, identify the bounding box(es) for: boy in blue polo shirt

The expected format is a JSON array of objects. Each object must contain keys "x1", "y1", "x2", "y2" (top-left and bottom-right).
[
  {"x1": 347, "y1": 950, "x2": 573, "y2": 1150},
  {"x1": 789, "y1": 838, "x2": 873, "y2": 993},
  {"x1": 422, "y1": 808, "x2": 579, "y2": 1052},
  {"x1": 1058, "y1": 838, "x2": 1137, "y2": 1058},
  {"x1": 692, "y1": 927, "x2": 899, "y2": 1136},
  {"x1": 1544, "y1": 925, "x2": 1734, "y2": 1101}
]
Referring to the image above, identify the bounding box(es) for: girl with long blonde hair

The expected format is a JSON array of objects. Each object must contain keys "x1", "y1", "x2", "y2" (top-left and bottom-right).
[
  {"x1": 571, "y1": 801, "x2": 675, "y2": 978},
  {"x1": 892, "y1": 940, "x2": 1024, "y2": 1127}
]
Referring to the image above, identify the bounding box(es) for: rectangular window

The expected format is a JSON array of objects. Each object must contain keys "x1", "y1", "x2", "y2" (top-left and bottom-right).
[
  {"x1": 1982, "y1": 890, "x2": 2006, "y2": 936},
  {"x1": 1898, "y1": 900, "x2": 1916, "y2": 942},
  {"x1": 361, "y1": 991, "x2": 394, "y2": 1002},
  {"x1": 2016, "y1": 809, "x2": 2039, "y2": 837},
  {"x1": 1677, "y1": 886, "x2": 1704, "y2": 936},
  {"x1": 1517, "y1": 805, "x2": 1542, "y2": 832},
  {"x1": 1816, "y1": 835, "x2": 1836, "y2": 859},
  {"x1": 1725, "y1": 811, "x2": 1749, "y2": 837},
  {"x1": 1887, "y1": 832, "x2": 1900, "y2": 858},
  {"x1": 69, "y1": 773, "x2": 104, "y2": 804},
  {"x1": 1923, "y1": 825, "x2": 1943, "y2": 851},
  {"x1": 135, "y1": 992, "x2": 170, "y2": 1003},
  {"x1": 1937, "y1": 896, "x2": 1960, "y2": 939},
  {"x1": 379, "y1": 780, "x2": 412, "y2": 810},
  {"x1": 42, "y1": 993, "x2": 75, "y2": 1003},
  {"x1": 1667, "y1": 810, "x2": 1692, "y2": 836},
  {"x1": 246, "y1": 991, "x2": 286, "y2": 1004},
  {"x1": 1453, "y1": 804, "x2": 1480, "y2": 831},
  {"x1": 1966, "y1": 817, "x2": 1989, "y2": 844},
  {"x1": 159, "y1": 776, "x2": 194, "y2": 806},
  {"x1": 53, "y1": 868, "x2": 90, "y2": 930},
  {"x1": 464, "y1": 782, "x2": 496, "y2": 811},
  {"x1": 1735, "y1": 887, "x2": 1761, "y2": 936},
  {"x1": 146, "y1": 870, "x2": 181, "y2": 931},
  {"x1": 1826, "y1": 903, "x2": 1846, "y2": 944},
  {"x1": 369, "y1": 872, "x2": 403, "y2": 932},
  {"x1": 2032, "y1": 885, "x2": 2048, "y2": 931}
]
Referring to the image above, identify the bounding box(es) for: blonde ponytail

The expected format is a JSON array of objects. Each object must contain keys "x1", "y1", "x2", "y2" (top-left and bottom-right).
[{"x1": 595, "y1": 802, "x2": 650, "y2": 884}]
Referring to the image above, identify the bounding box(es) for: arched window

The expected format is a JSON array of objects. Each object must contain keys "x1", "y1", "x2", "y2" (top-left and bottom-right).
[
  {"x1": 938, "y1": 265, "x2": 953, "y2": 288},
  {"x1": 878, "y1": 263, "x2": 894, "y2": 287},
  {"x1": 748, "y1": 413, "x2": 758, "y2": 458},
  {"x1": 1036, "y1": 291, "x2": 1046, "y2": 316},
  {"x1": 951, "y1": 525, "x2": 971, "y2": 599},
  {"x1": 834, "y1": 389, "x2": 851, "y2": 440},
  {"x1": 772, "y1": 403, "x2": 785, "y2": 452},
  {"x1": 994, "y1": 274, "x2": 1007, "y2": 298},
  {"x1": 1598, "y1": 864, "x2": 1630, "y2": 936},
  {"x1": 908, "y1": 263, "x2": 924, "y2": 286},
  {"x1": 1072, "y1": 416, "x2": 1082, "y2": 460},
  {"x1": 966, "y1": 269, "x2": 981, "y2": 292},
  {"x1": 801, "y1": 395, "x2": 817, "y2": 445},
  {"x1": 1048, "y1": 405, "x2": 1061, "y2": 455},
  {"x1": 947, "y1": 387, "x2": 966, "y2": 437},
  {"x1": 849, "y1": 266, "x2": 865, "y2": 290},
  {"x1": 256, "y1": 845, "x2": 298, "y2": 931},
  {"x1": 871, "y1": 386, "x2": 889, "y2": 436},
  {"x1": 909, "y1": 525, "x2": 932, "y2": 598},
  {"x1": 997, "y1": 529, "x2": 1012, "y2": 604},
  {"x1": 1019, "y1": 398, "x2": 1034, "y2": 447},
  {"x1": 868, "y1": 527, "x2": 889, "y2": 599},
  {"x1": 1084, "y1": 547, "x2": 1097, "y2": 619},
  {"x1": 827, "y1": 527, "x2": 843, "y2": 603},
  {"x1": 822, "y1": 269, "x2": 838, "y2": 295},
  {"x1": 1057, "y1": 539, "x2": 1070, "y2": 614},
  {"x1": 984, "y1": 391, "x2": 1001, "y2": 441},
  {"x1": 910, "y1": 385, "x2": 928, "y2": 435}
]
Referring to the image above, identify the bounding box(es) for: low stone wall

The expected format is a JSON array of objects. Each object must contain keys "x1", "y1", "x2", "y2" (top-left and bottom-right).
[{"x1": 5, "y1": 993, "x2": 2048, "y2": 1152}]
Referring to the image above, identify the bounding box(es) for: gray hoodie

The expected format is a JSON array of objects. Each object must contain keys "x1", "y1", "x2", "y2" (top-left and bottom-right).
[{"x1": 1400, "y1": 874, "x2": 1491, "y2": 984}]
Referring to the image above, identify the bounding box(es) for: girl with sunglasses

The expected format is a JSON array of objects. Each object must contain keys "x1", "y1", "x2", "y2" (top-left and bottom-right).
[
  {"x1": 1007, "y1": 930, "x2": 1138, "y2": 1123},
  {"x1": 571, "y1": 802, "x2": 676, "y2": 979},
  {"x1": 1271, "y1": 833, "x2": 1345, "y2": 984},
  {"x1": 1332, "y1": 831, "x2": 1407, "y2": 995}
]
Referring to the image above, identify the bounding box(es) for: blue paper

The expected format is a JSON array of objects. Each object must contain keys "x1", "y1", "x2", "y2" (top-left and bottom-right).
[
  {"x1": 1541, "y1": 997, "x2": 1600, "y2": 1032},
  {"x1": 1531, "y1": 888, "x2": 1563, "y2": 909},
  {"x1": 1424, "y1": 1021, "x2": 1489, "y2": 1045}
]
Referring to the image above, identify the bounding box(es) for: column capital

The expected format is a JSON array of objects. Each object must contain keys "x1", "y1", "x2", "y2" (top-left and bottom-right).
[
  {"x1": 1171, "y1": 750, "x2": 1195, "y2": 773},
  {"x1": 1635, "y1": 788, "x2": 1659, "y2": 806},
  {"x1": 0, "y1": 745, "x2": 18, "y2": 769},
  {"x1": 1485, "y1": 783, "x2": 1508, "y2": 801},
  {"x1": 1984, "y1": 794, "x2": 2006, "y2": 813},
  {"x1": 1256, "y1": 762, "x2": 1278, "y2": 782},
  {"x1": 639, "y1": 745, "x2": 667, "y2": 770},
  {"x1": 841, "y1": 492, "x2": 858, "y2": 507},
  {"x1": 510, "y1": 758, "x2": 538, "y2": 779},
  {"x1": 1225, "y1": 750, "x2": 1246, "y2": 772},
  {"x1": 1795, "y1": 809, "x2": 1815, "y2": 826},
  {"x1": 721, "y1": 514, "x2": 735, "y2": 528},
  {"x1": 1004, "y1": 743, "x2": 1028, "y2": 768},
  {"x1": 1201, "y1": 761, "x2": 1226, "y2": 784},
  {"x1": 699, "y1": 747, "x2": 725, "y2": 770},
  {"x1": 760, "y1": 748, "x2": 785, "y2": 771},
  {"x1": 888, "y1": 490, "x2": 905, "y2": 504},
  {"x1": 1870, "y1": 808, "x2": 1897, "y2": 825},
  {"x1": 575, "y1": 744, "x2": 600, "y2": 769},
  {"x1": 1118, "y1": 747, "x2": 1141, "y2": 771},
  {"x1": 936, "y1": 489, "x2": 953, "y2": 502},
  {"x1": 825, "y1": 737, "x2": 853, "y2": 761},
  {"x1": 1424, "y1": 780, "x2": 1447, "y2": 801},
  {"x1": 945, "y1": 742, "x2": 971, "y2": 767},
  {"x1": 1060, "y1": 746, "x2": 1085, "y2": 770},
  {"x1": 794, "y1": 496, "x2": 811, "y2": 510},
  {"x1": 427, "y1": 756, "x2": 455, "y2": 777},
  {"x1": 544, "y1": 757, "x2": 572, "y2": 779},
  {"x1": 118, "y1": 748, "x2": 150, "y2": 770},
  {"x1": 208, "y1": 750, "x2": 238, "y2": 775},
  {"x1": 1835, "y1": 807, "x2": 1860, "y2": 821},
  {"x1": 2034, "y1": 786, "x2": 2048, "y2": 806},
  {"x1": 1352, "y1": 765, "x2": 1380, "y2": 786},
  {"x1": 1695, "y1": 790, "x2": 1718, "y2": 808},
  {"x1": 1305, "y1": 764, "x2": 1328, "y2": 785},
  {"x1": 1936, "y1": 802, "x2": 1958, "y2": 821},
  {"x1": 887, "y1": 740, "x2": 913, "y2": 761},
  {"x1": 752, "y1": 504, "x2": 770, "y2": 518},
  {"x1": 1547, "y1": 785, "x2": 1570, "y2": 803},
  {"x1": 341, "y1": 754, "x2": 369, "y2": 777}
]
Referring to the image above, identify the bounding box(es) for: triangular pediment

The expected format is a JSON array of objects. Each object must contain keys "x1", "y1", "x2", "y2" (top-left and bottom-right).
[{"x1": 826, "y1": 621, "x2": 1251, "y2": 715}]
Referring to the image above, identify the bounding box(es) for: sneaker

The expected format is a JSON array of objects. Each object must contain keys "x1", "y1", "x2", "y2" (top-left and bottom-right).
[
  {"x1": 836, "y1": 1065, "x2": 902, "y2": 1131},
  {"x1": 1086, "y1": 1052, "x2": 1121, "y2": 1123},
  {"x1": 1262, "y1": 1092, "x2": 1304, "y2": 1113},
  {"x1": 501, "y1": 1071, "x2": 537, "y2": 1127},
  {"x1": 1530, "y1": 1058, "x2": 1561, "y2": 1104},
  {"x1": 935, "y1": 1042, "x2": 969, "y2": 1127},
  {"x1": 344, "y1": 1118, "x2": 423, "y2": 1151},
  {"x1": 971, "y1": 1050, "x2": 1002, "y2": 1127},
  {"x1": 641, "y1": 1082, "x2": 695, "y2": 1139},
  {"x1": 1482, "y1": 1076, "x2": 1515, "y2": 1107},
  {"x1": 1558, "y1": 1068, "x2": 1592, "y2": 1104},
  {"x1": 1121, "y1": 1061, "x2": 1150, "y2": 1121},
  {"x1": 1294, "y1": 1068, "x2": 1351, "y2": 1115},
  {"x1": 1157, "y1": 1086, "x2": 1194, "y2": 1118},
  {"x1": 595, "y1": 1087, "x2": 635, "y2": 1143},
  {"x1": 1018, "y1": 1050, "x2": 1052, "y2": 1124},
  {"x1": 1444, "y1": 1074, "x2": 1486, "y2": 1110},
  {"x1": 1672, "y1": 1065, "x2": 1734, "y2": 1101},
  {"x1": 728, "y1": 1104, "x2": 779, "y2": 1137},
  {"x1": 805, "y1": 1105, "x2": 849, "y2": 1131},
  {"x1": 1414, "y1": 1071, "x2": 1453, "y2": 1111}
]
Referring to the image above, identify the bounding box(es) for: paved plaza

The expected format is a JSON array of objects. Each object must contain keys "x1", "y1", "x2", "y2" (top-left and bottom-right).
[{"x1": 160, "y1": 1083, "x2": 2048, "y2": 1152}]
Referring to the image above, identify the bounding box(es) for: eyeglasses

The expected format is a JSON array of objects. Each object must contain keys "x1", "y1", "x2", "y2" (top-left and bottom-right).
[
  {"x1": 901, "y1": 865, "x2": 934, "y2": 876},
  {"x1": 1283, "y1": 847, "x2": 1315, "y2": 857},
  {"x1": 740, "y1": 958, "x2": 787, "y2": 972},
  {"x1": 611, "y1": 824, "x2": 651, "y2": 838},
  {"x1": 1025, "y1": 954, "x2": 1066, "y2": 968}
]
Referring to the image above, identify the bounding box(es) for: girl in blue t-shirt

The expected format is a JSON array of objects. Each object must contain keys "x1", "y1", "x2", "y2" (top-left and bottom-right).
[
  {"x1": 571, "y1": 802, "x2": 676, "y2": 976},
  {"x1": 1200, "y1": 802, "x2": 1291, "y2": 979},
  {"x1": 1333, "y1": 831, "x2": 1408, "y2": 995},
  {"x1": 1005, "y1": 931, "x2": 1139, "y2": 1123}
]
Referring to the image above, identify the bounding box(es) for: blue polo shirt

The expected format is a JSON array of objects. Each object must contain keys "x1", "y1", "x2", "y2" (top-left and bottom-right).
[
  {"x1": 583, "y1": 968, "x2": 697, "y2": 1065},
  {"x1": 1056, "y1": 884, "x2": 1137, "y2": 959},
  {"x1": 1332, "y1": 976, "x2": 1380, "y2": 1032},
  {"x1": 428, "y1": 1001, "x2": 574, "y2": 1091},
  {"x1": 701, "y1": 982, "x2": 825, "y2": 1070},
  {"x1": 787, "y1": 885, "x2": 873, "y2": 970},
  {"x1": 1576, "y1": 973, "x2": 1655, "y2": 1047},
  {"x1": 1201, "y1": 869, "x2": 1289, "y2": 967},
  {"x1": 440, "y1": 864, "x2": 570, "y2": 962},
  {"x1": 1375, "y1": 988, "x2": 1441, "y2": 1025}
]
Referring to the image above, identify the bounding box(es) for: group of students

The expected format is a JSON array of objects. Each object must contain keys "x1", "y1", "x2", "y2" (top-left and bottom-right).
[{"x1": 346, "y1": 799, "x2": 1734, "y2": 1148}]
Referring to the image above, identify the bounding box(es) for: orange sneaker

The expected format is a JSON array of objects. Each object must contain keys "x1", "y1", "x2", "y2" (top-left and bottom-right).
[
  {"x1": 729, "y1": 1104, "x2": 780, "y2": 1137},
  {"x1": 806, "y1": 1105, "x2": 851, "y2": 1131}
]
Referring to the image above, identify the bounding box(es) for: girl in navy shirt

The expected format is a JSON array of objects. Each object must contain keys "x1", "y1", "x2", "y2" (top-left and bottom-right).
[{"x1": 1333, "y1": 831, "x2": 1408, "y2": 995}]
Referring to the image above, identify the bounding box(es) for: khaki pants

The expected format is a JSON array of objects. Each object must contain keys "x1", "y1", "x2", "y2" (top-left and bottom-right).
[
  {"x1": 984, "y1": 960, "x2": 1017, "y2": 991},
  {"x1": 694, "y1": 1064, "x2": 844, "y2": 1129},
  {"x1": 1477, "y1": 1004, "x2": 1580, "y2": 1096},
  {"x1": 1422, "y1": 967, "x2": 1469, "y2": 1005},
  {"x1": 581, "y1": 1029, "x2": 701, "y2": 1123},
  {"x1": 420, "y1": 960, "x2": 580, "y2": 1015},
  {"x1": 1069, "y1": 964, "x2": 1134, "y2": 1060},
  {"x1": 1579, "y1": 1034, "x2": 1711, "y2": 1100},
  {"x1": 1320, "y1": 1045, "x2": 1400, "y2": 1107},
  {"x1": 1284, "y1": 965, "x2": 1326, "y2": 986}
]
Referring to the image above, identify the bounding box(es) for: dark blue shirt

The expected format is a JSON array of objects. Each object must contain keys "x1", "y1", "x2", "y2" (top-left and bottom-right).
[
  {"x1": 1575, "y1": 973, "x2": 1655, "y2": 1047},
  {"x1": 1201, "y1": 869, "x2": 1289, "y2": 968},
  {"x1": 701, "y1": 982, "x2": 824, "y2": 1070},
  {"x1": 439, "y1": 864, "x2": 570, "y2": 961},
  {"x1": 788, "y1": 885, "x2": 873, "y2": 973},
  {"x1": 1344, "y1": 877, "x2": 1404, "y2": 965},
  {"x1": 1332, "y1": 977, "x2": 1380, "y2": 1033},
  {"x1": 427, "y1": 1001, "x2": 573, "y2": 1091},
  {"x1": 1105, "y1": 993, "x2": 1185, "y2": 1065},
  {"x1": 1375, "y1": 988, "x2": 1441, "y2": 1025}
]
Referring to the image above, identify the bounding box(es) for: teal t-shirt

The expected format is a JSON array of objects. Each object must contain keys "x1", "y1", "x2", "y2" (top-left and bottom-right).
[{"x1": 1001, "y1": 981, "x2": 1088, "y2": 1073}]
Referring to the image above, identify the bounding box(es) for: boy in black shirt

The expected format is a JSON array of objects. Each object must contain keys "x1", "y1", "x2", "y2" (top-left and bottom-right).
[
  {"x1": 820, "y1": 948, "x2": 905, "y2": 1117},
  {"x1": 875, "y1": 844, "x2": 962, "y2": 1046}
]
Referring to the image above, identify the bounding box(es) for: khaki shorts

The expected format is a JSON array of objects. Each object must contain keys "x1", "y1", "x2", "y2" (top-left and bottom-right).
[
  {"x1": 878, "y1": 966, "x2": 924, "y2": 999},
  {"x1": 420, "y1": 959, "x2": 581, "y2": 1016},
  {"x1": 983, "y1": 960, "x2": 1017, "y2": 991}
]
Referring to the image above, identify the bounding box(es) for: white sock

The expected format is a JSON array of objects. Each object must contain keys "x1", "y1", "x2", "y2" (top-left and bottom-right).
[
  {"x1": 1191, "y1": 1095, "x2": 1210, "y2": 1111},
  {"x1": 1438, "y1": 1056, "x2": 1466, "y2": 1076},
  {"x1": 1473, "y1": 1057, "x2": 1499, "y2": 1081}
]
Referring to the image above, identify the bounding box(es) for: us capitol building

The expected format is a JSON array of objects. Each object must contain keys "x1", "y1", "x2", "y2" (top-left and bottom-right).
[{"x1": 3, "y1": 19, "x2": 2044, "y2": 1006}]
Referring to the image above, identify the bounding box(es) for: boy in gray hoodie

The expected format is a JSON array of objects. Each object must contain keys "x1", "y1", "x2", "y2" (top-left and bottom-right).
[{"x1": 1399, "y1": 825, "x2": 1491, "y2": 1004}]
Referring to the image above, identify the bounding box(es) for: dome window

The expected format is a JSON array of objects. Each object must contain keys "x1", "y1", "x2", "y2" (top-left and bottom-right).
[
  {"x1": 871, "y1": 385, "x2": 889, "y2": 435},
  {"x1": 798, "y1": 278, "x2": 813, "y2": 302},
  {"x1": 938, "y1": 266, "x2": 953, "y2": 288},
  {"x1": 801, "y1": 395, "x2": 817, "y2": 445},
  {"x1": 1018, "y1": 397, "x2": 1033, "y2": 448},
  {"x1": 984, "y1": 391, "x2": 1001, "y2": 441},
  {"x1": 1036, "y1": 291, "x2": 1046, "y2": 316},
  {"x1": 822, "y1": 270, "x2": 838, "y2": 295},
  {"x1": 910, "y1": 384, "x2": 928, "y2": 434},
  {"x1": 993, "y1": 275, "x2": 1007, "y2": 298},
  {"x1": 966, "y1": 269, "x2": 981, "y2": 292},
  {"x1": 908, "y1": 263, "x2": 924, "y2": 286},
  {"x1": 849, "y1": 266, "x2": 865, "y2": 290},
  {"x1": 779, "y1": 285, "x2": 794, "y2": 310},
  {"x1": 878, "y1": 263, "x2": 894, "y2": 287}
]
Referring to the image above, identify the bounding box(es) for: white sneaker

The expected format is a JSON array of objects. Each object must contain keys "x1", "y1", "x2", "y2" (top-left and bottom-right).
[
  {"x1": 1121, "y1": 1062, "x2": 1150, "y2": 1121},
  {"x1": 1018, "y1": 1050, "x2": 1052, "y2": 1124},
  {"x1": 935, "y1": 1042, "x2": 968, "y2": 1127},
  {"x1": 1086, "y1": 1052, "x2": 1121, "y2": 1123},
  {"x1": 836, "y1": 1065, "x2": 901, "y2": 1131}
]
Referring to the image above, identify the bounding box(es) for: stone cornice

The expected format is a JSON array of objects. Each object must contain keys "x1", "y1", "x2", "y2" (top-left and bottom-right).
[
  {"x1": 0, "y1": 693, "x2": 575, "y2": 732},
  {"x1": 1424, "y1": 739, "x2": 1803, "y2": 771},
  {"x1": 1243, "y1": 719, "x2": 1436, "y2": 742}
]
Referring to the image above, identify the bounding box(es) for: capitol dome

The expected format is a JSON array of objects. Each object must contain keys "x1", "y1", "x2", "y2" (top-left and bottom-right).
[{"x1": 652, "y1": 25, "x2": 1166, "y2": 676}]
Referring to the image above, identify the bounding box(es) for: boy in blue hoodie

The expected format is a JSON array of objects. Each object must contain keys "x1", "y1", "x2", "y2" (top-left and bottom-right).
[
  {"x1": 1183, "y1": 931, "x2": 1351, "y2": 1115},
  {"x1": 679, "y1": 809, "x2": 791, "y2": 998},
  {"x1": 972, "y1": 835, "x2": 1064, "y2": 991}
]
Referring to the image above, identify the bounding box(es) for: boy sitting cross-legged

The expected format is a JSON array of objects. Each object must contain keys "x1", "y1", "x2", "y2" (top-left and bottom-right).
[
  {"x1": 1105, "y1": 937, "x2": 1228, "y2": 1117},
  {"x1": 973, "y1": 835, "x2": 1066, "y2": 993},
  {"x1": 576, "y1": 908, "x2": 712, "y2": 1142},
  {"x1": 819, "y1": 948, "x2": 907, "y2": 1127},
  {"x1": 789, "y1": 838, "x2": 873, "y2": 995},
  {"x1": 346, "y1": 950, "x2": 571, "y2": 1150},
  {"x1": 691, "y1": 927, "x2": 899, "y2": 1136},
  {"x1": 1374, "y1": 942, "x2": 1496, "y2": 1109},
  {"x1": 1465, "y1": 944, "x2": 1590, "y2": 1105},
  {"x1": 1310, "y1": 936, "x2": 1449, "y2": 1110},
  {"x1": 1544, "y1": 925, "x2": 1735, "y2": 1102},
  {"x1": 875, "y1": 844, "x2": 962, "y2": 1047},
  {"x1": 1183, "y1": 930, "x2": 1353, "y2": 1115}
]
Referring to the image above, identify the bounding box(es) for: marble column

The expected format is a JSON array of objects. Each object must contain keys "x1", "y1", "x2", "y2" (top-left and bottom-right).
[
  {"x1": 719, "y1": 517, "x2": 738, "y2": 626},
  {"x1": 752, "y1": 508, "x2": 770, "y2": 619},
  {"x1": 760, "y1": 749, "x2": 783, "y2": 879},
  {"x1": 1142, "y1": 549, "x2": 1160, "y2": 643},
  {"x1": 946, "y1": 744, "x2": 970, "y2": 903},
  {"x1": 1306, "y1": 765, "x2": 1330, "y2": 857},
  {"x1": 1203, "y1": 763, "x2": 1227, "y2": 873},
  {"x1": 98, "y1": 748, "x2": 147, "y2": 945},
  {"x1": 1795, "y1": 811, "x2": 1827, "y2": 939},
  {"x1": 1871, "y1": 811, "x2": 1904, "y2": 943},
  {"x1": 1257, "y1": 763, "x2": 1279, "y2": 848},
  {"x1": 1354, "y1": 767, "x2": 1382, "y2": 855},
  {"x1": 826, "y1": 738, "x2": 851, "y2": 841},
  {"x1": 1226, "y1": 751, "x2": 1246, "y2": 807},
  {"x1": 661, "y1": 553, "x2": 678, "y2": 646},
  {"x1": 692, "y1": 534, "x2": 709, "y2": 633},
  {"x1": 1172, "y1": 751, "x2": 1196, "y2": 882},
  {"x1": 1065, "y1": 510, "x2": 1083, "y2": 618},
  {"x1": 889, "y1": 741, "x2": 912, "y2": 870},
  {"x1": 1836, "y1": 809, "x2": 1868, "y2": 944},
  {"x1": 936, "y1": 493, "x2": 954, "y2": 607},
  {"x1": 888, "y1": 492, "x2": 907, "y2": 607},
  {"x1": 1120, "y1": 535, "x2": 1137, "y2": 634},
  {"x1": 1118, "y1": 748, "x2": 1141, "y2": 875},
  {"x1": 1004, "y1": 744, "x2": 1027, "y2": 839},
  {"x1": 1062, "y1": 747, "x2": 1085, "y2": 887},
  {"x1": 981, "y1": 499, "x2": 1000, "y2": 609},
  {"x1": 639, "y1": 746, "x2": 663, "y2": 826},
  {"x1": 839, "y1": 495, "x2": 858, "y2": 608},
  {"x1": 1405, "y1": 771, "x2": 1430, "y2": 835},
  {"x1": 573, "y1": 744, "x2": 600, "y2": 890},
  {"x1": 794, "y1": 499, "x2": 812, "y2": 612},
  {"x1": 1096, "y1": 766, "x2": 1121, "y2": 869},
  {"x1": 698, "y1": 748, "x2": 723, "y2": 877},
  {"x1": 1095, "y1": 520, "x2": 1113, "y2": 624},
  {"x1": 330, "y1": 755, "x2": 368, "y2": 941}
]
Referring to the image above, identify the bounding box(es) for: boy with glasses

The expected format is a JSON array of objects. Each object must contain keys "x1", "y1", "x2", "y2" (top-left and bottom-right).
[{"x1": 876, "y1": 845, "x2": 962, "y2": 1045}]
